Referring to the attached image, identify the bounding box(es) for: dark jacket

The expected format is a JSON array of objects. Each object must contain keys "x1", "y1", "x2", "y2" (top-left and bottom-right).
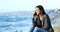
[{"x1": 32, "y1": 14, "x2": 54, "y2": 32}]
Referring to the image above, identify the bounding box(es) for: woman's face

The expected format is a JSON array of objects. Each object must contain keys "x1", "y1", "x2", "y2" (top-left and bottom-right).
[{"x1": 35, "y1": 7, "x2": 41, "y2": 15}]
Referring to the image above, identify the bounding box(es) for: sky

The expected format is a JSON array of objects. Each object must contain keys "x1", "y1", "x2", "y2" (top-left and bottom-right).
[{"x1": 0, "y1": 0, "x2": 60, "y2": 13}]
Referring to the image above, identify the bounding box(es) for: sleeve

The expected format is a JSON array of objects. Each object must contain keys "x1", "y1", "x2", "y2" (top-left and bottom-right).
[
  {"x1": 30, "y1": 15, "x2": 36, "y2": 32},
  {"x1": 32, "y1": 17, "x2": 36, "y2": 27},
  {"x1": 43, "y1": 15, "x2": 52, "y2": 29},
  {"x1": 47, "y1": 15, "x2": 54, "y2": 32},
  {"x1": 43, "y1": 14, "x2": 54, "y2": 32},
  {"x1": 47, "y1": 15, "x2": 52, "y2": 28}
]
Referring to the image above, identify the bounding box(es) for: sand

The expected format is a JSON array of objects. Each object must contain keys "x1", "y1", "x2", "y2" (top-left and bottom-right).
[{"x1": 53, "y1": 26, "x2": 60, "y2": 32}]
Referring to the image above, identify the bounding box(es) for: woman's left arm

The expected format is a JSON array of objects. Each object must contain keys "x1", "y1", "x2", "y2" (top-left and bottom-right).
[
  {"x1": 43, "y1": 14, "x2": 54, "y2": 32},
  {"x1": 46, "y1": 15, "x2": 52, "y2": 28},
  {"x1": 43, "y1": 14, "x2": 52, "y2": 29},
  {"x1": 46, "y1": 15, "x2": 54, "y2": 32}
]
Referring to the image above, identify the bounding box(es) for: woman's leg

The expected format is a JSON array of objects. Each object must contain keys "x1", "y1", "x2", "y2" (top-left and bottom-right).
[
  {"x1": 48, "y1": 28, "x2": 54, "y2": 32},
  {"x1": 33, "y1": 27, "x2": 47, "y2": 32},
  {"x1": 30, "y1": 27, "x2": 35, "y2": 32}
]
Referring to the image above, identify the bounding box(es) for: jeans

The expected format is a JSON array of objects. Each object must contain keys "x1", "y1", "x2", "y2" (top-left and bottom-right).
[
  {"x1": 30, "y1": 26, "x2": 35, "y2": 32},
  {"x1": 30, "y1": 27, "x2": 47, "y2": 32}
]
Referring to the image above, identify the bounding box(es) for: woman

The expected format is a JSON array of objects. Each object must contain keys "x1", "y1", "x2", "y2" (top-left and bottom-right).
[{"x1": 30, "y1": 5, "x2": 54, "y2": 32}]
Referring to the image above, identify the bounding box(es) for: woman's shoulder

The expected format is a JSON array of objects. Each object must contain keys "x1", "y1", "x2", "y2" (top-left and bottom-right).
[{"x1": 43, "y1": 14, "x2": 49, "y2": 18}]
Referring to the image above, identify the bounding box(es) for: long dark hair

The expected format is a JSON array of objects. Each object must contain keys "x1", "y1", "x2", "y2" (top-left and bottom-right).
[{"x1": 34, "y1": 5, "x2": 46, "y2": 16}]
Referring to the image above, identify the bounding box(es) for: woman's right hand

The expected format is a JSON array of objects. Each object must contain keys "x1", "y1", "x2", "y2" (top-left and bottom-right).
[{"x1": 32, "y1": 12, "x2": 35, "y2": 18}]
